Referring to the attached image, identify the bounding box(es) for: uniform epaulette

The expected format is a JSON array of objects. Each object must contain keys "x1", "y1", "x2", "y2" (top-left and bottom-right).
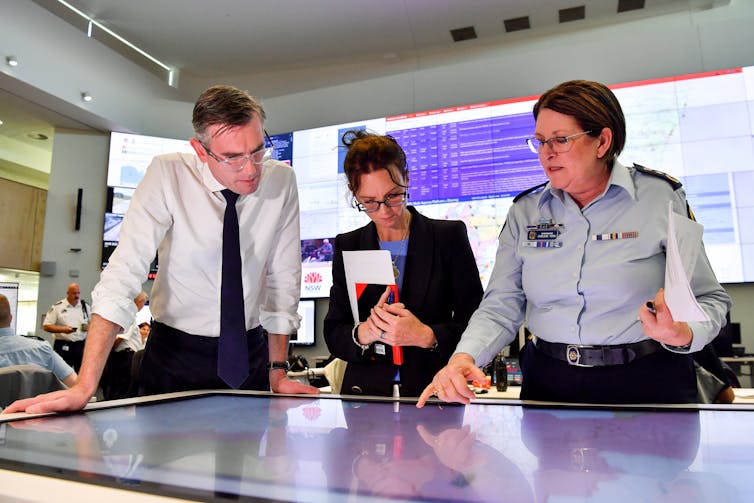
[
  {"x1": 633, "y1": 164, "x2": 682, "y2": 190},
  {"x1": 513, "y1": 182, "x2": 548, "y2": 203},
  {"x1": 53, "y1": 300, "x2": 63, "y2": 305},
  {"x1": 634, "y1": 163, "x2": 695, "y2": 220}
]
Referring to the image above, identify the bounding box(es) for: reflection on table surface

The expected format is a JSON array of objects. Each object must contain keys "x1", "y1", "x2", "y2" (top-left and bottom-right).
[{"x1": 1, "y1": 392, "x2": 754, "y2": 502}]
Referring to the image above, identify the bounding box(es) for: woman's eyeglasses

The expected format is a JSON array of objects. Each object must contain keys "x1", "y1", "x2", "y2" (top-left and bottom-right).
[
  {"x1": 354, "y1": 192, "x2": 408, "y2": 213},
  {"x1": 526, "y1": 131, "x2": 592, "y2": 154}
]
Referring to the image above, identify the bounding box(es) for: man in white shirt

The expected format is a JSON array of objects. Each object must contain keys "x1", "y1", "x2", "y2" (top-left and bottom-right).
[
  {"x1": 112, "y1": 291, "x2": 149, "y2": 353},
  {"x1": 42, "y1": 283, "x2": 89, "y2": 372},
  {"x1": 6, "y1": 85, "x2": 318, "y2": 414}
]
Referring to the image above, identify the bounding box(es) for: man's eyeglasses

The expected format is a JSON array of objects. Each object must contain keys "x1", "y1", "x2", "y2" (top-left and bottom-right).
[
  {"x1": 201, "y1": 131, "x2": 275, "y2": 171},
  {"x1": 526, "y1": 131, "x2": 592, "y2": 155},
  {"x1": 354, "y1": 192, "x2": 408, "y2": 213}
]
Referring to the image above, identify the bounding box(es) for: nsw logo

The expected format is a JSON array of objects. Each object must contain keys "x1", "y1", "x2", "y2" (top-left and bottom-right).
[{"x1": 303, "y1": 271, "x2": 323, "y2": 293}]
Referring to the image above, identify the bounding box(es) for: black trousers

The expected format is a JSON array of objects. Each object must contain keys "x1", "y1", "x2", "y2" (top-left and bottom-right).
[
  {"x1": 137, "y1": 322, "x2": 269, "y2": 396},
  {"x1": 53, "y1": 339, "x2": 85, "y2": 373},
  {"x1": 101, "y1": 349, "x2": 135, "y2": 400},
  {"x1": 519, "y1": 340, "x2": 698, "y2": 404}
]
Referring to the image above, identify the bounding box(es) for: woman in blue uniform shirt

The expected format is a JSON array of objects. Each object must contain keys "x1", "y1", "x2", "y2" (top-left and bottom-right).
[
  {"x1": 324, "y1": 131, "x2": 483, "y2": 397},
  {"x1": 418, "y1": 80, "x2": 731, "y2": 406}
]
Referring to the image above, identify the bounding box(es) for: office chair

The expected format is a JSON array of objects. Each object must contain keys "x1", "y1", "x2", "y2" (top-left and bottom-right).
[{"x1": 0, "y1": 364, "x2": 66, "y2": 409}]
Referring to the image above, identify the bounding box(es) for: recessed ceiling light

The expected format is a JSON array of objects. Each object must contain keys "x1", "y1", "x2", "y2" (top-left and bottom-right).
[
  {"x1": 81, "y1": 92, "x2": 93, "y2": 102},
  {"x1": 26, "y1": 132, "x2": 49, "y2": 141},
  {"x1": 6, "y1": 56, "x2": 18, "y2": 67},
  {"x1": 0, "y1": 119, "x2": 4, "y2": 126},
  {"x1": 559, "y1": 5, "x2": 586, "y2": 23},
  {"x1": 618, "y1": 0, "x2": 645, "y2": 13},
  {"x1": 450, "y1": 26, "x2": 477, "y2": 42},
  {"x1": 503, "y1": 16, "x2": 531, "y2": 33}
]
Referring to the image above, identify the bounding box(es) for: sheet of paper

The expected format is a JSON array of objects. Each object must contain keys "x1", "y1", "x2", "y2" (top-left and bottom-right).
[
  {"x1": 343, "y1": 250, "x2": 396, "y2": 324},
  {"x1": 664, "y1": 201, "x2": 709, "y2": 322}
]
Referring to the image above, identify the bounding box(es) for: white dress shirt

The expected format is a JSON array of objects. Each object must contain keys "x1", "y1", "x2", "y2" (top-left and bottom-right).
[
  {"x1": 92, "y1": 152, "x2": 302, "y2": 337},
  {"x1": 114, "y1": 322, "x2": 145, "y2": 352}
]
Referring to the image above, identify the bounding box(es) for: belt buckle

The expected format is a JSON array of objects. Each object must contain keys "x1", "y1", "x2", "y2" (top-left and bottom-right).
[{"x1": 566, "y1": 345, "x2": 594, "y2": 367}]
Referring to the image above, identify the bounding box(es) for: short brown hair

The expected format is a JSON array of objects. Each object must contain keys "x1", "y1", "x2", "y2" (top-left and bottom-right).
[
  {"x1": 192, "y1": 85, "x2": 266, "y2": 142},
  {"x1": 533, "y1": 80, "x2": 626, "y2": 161},
  {"x1": 0, "y1": 294, "x2": 10, "y2": 327},
  {"x1": 341, "y1": 130, "x2": 407, "y2": 195}
]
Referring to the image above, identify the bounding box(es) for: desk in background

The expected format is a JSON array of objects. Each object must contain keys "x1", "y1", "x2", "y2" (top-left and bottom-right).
[
  {"x1": 721, "y1": 357, "x2": 754, "y2": 388},
  {"x1": 475, "y1": 386, "x2": 521, "y2": 400},
  {"x1": 287, "y1": 367, "x2": 326, "y2": 386}
]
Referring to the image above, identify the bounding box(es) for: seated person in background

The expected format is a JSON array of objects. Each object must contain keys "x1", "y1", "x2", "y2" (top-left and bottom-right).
[
  {"x1": 115, "y1": 292, "x2": 150, "y2": 354},
  {"x1": 138, "y1": 322, "x2": 151, "y2": 346},
  {"x1": 0, "y1": 293, "x2": 77, "y2": 387},
  {"x1": 100, "y1": 291, "x2": 148, "y2": 400},
  {"x1": 324, "y1": 131, "x2": 484, "y2": 397},
  {"x1": 318, "y1": 238, "x2": 334, "y2": 261},
  {"x1": 418, "y1": 80, "x2": 731, "y2": 407}
]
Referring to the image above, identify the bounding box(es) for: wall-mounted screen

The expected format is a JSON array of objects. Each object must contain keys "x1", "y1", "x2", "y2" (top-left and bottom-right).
[
  {"x1": 103, "y1": 132, "x2": 195, "y2": 279},
  {"x1": 287, "y1": 66, "x2": 754, "y2": 290},
  {"x1": 104, "y1": 65, "x2": 754, "y2": 294},
  {"x1": 291, "y1": 298, "x2": 316, "y2": 346}
]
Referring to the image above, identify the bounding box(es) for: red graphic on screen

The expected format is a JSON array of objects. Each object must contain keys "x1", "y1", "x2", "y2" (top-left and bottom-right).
[{"x1": 304, "y1": 271, "x2": 323, "y2": 284}]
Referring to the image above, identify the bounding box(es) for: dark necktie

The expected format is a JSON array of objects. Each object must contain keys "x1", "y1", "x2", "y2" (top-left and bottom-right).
[{"x1": 218, "y1": 189, "x2": 249, "y2": 388}]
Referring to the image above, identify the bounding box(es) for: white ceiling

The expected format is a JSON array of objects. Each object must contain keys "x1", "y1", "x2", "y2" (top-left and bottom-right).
[
  {"x1": 0, "y1": 0, "x2": 727, "y2": 183},
  {"x1": 37, "y1": 0, "x2": 712, "y2": 98}
]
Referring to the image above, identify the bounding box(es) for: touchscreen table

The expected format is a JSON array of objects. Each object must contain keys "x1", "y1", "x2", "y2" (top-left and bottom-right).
[{"x1": 1, "y1": 392, "x2": 754, "y2": 502}]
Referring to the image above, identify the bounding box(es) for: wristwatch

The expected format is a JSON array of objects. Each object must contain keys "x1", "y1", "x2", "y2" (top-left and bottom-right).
[
  {"x1": 268, "y1": 361, "x2": 291, "y2": 371},
  {"x1": 664, "y1": 335, "x2": 693, "y2": 353}
]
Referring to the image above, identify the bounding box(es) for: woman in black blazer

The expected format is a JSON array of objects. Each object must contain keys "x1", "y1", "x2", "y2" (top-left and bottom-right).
[{"x1": 324, "y1": 131, "x2": 484, "y2": 397}]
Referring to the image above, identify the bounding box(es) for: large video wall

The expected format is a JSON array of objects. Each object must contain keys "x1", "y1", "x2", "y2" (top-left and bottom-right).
[{"x1": 105, "y1": 66, "x2": 754, "y2": 298}]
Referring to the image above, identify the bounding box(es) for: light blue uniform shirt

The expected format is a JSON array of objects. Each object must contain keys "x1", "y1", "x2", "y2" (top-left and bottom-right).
[
  {"x1": 456, "y1": 161, "x2": 731, "y2": 367},
  {"x1": 0, "y1": 327, "x2": 75, "y2": 382}
]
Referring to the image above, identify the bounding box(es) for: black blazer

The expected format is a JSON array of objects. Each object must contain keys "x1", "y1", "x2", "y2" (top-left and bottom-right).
[{"x1": 324, "y1": 206, "x2": 484, "y2": 397}]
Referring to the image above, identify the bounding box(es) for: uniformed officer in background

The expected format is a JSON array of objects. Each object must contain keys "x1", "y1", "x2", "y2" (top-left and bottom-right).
[{"x1": 43, "y1": 283, "x2": 90, "y2": 372}]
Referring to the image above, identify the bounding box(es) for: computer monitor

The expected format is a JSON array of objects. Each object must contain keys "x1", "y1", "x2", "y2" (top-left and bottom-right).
[
  {"x1": 290, "y1": 299, "x2": 316, "y2": 346},
  {"x1": 711, "y1": 312, "x2": 741, "y2": 357}
]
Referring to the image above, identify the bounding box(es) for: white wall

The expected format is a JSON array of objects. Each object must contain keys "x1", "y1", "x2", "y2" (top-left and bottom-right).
[
  {"x1": 36, "y1": 130, "x2": 109, "y2": 334},
  {"x1": 0, "y1": 0, "x2": 191, "y2": 139},
  {"x1": 4, "y1": 0, "x2": 753, "y2": 350}
]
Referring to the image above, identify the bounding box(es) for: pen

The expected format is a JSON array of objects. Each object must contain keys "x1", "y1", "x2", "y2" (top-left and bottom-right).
[{"x1": 646, "y1": 301, "x2": 657, "y2": 314}]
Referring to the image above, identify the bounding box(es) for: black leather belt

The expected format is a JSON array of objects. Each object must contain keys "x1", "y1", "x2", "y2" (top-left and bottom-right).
[{"x1": 533, "y1": 338, "x2": 662, "y2": 367}]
